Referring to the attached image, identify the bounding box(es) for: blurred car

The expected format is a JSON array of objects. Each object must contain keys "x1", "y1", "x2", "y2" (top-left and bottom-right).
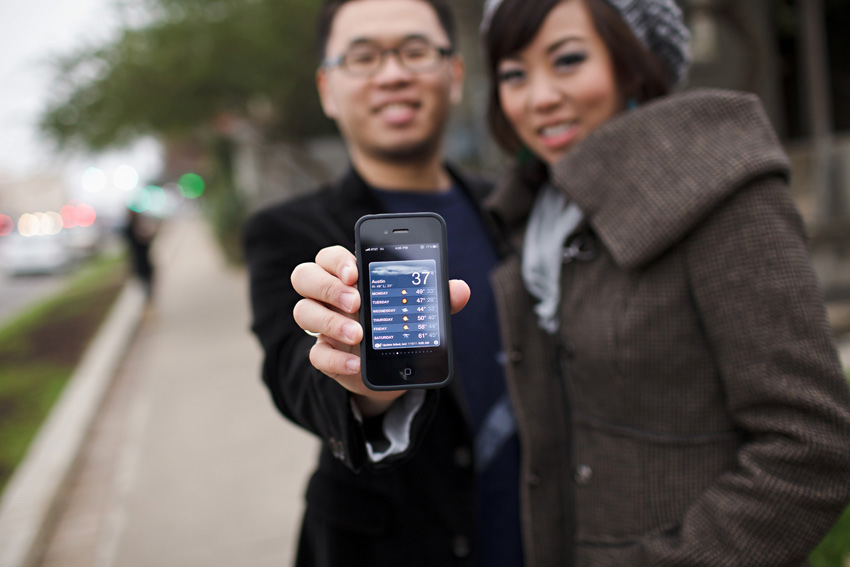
[
  {"x1": 65, "y1": 225, "x2": 103, "y2": 259},
  {"x1": 0, "y1": 233, "x2": 73, "y2": 276}
]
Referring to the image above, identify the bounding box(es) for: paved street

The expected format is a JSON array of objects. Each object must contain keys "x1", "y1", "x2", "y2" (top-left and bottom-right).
[
  {"x1": 0, "y1": 233, "x2": 124, "y2": 327},
  {"x1": 36, "y1": 214, "x2": 318, "y2": 567},
  {"x1": 0, "y1": 272, "x2": 71, "y2": 326}
]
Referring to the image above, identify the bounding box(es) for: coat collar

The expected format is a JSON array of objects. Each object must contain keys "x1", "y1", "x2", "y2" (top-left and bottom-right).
[
  {"x1": 488, "y1": 89, "x2": 791, "y2": 270},
  {"x1": 328, "y1": 163, "x2": 492, "y2": 213},
  {"x1": 326, "y1": 162, "x2": 500, "y2": 253}
]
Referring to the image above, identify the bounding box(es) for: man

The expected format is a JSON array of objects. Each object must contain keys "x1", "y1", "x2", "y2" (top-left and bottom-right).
[{"x1": 242, "y1": 1, "x2": 522, "y2": 565}]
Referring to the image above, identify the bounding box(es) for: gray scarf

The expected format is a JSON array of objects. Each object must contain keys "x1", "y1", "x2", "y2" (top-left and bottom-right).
[{"x1": 521, "y1": 183, "x2": 585, "y2": 334}]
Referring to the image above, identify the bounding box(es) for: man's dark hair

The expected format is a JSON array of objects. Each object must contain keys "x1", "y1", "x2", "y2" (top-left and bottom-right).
[
  {"x1": 315, "y1": 0, "x2": 457, "y2": 61},
  {"x1": 483, "y1": 0, "x2": 670, "y2": 154}
]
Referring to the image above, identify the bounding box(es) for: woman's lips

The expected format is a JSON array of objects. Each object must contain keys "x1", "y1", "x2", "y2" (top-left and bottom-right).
[{"x1": 539, "y1": 121, "x2": 578, "y2": 149}]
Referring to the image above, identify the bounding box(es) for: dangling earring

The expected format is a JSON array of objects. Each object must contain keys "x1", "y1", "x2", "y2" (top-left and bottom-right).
[
  {"x1": 517, "y1": 145, "x2": 535, "y2": 163},
  {"x1": 627, "y1": 98, "x2": 638, "y2": 112}
]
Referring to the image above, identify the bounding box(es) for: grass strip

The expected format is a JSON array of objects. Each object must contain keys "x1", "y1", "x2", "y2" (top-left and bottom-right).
[
  {"x1": 811, "y1": 502, "x2": 850, "y2": 567},
  {"x1": 809, "y1": 370, "x2": 850, "y2": 567},
  {"x1": 0, "y1": 253, "x2": 127, "y2": 496},
  {"x1": 809, "y1": 368, "x2": 850, "y2": 567}
]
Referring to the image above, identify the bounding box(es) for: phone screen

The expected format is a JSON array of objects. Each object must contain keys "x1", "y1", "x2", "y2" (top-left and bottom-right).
[
  {"x1": 367, "y1": 255, "x2": 441, "y2": 350},
  {"x1": 356, "y1": 214, "x2": 452, "y2": 390}
]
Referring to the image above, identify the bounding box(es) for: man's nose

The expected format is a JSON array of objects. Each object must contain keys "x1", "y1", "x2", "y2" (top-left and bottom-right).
[{"x1": 373, "y1": 51, "x2": 414, "y2": 84}]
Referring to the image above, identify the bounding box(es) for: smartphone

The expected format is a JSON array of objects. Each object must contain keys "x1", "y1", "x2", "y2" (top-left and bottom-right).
[{"x1": 354, "y1": 213, "x2": 453, "y2": 390}]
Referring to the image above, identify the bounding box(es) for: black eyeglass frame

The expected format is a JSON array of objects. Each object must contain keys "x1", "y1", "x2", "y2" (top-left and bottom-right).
[{"x1": 322, "y1": 42, "x2": 454, "y2": 76}]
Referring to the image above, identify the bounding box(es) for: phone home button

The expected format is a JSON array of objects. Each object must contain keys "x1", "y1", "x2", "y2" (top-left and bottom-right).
[{"x1": 400, "y1": 363, "x2": 415, "y2": 381}]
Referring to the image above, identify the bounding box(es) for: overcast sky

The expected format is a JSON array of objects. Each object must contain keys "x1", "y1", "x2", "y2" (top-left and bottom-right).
[{"x1": 0, "y1": 0, "x2": 160, "y2": 210}]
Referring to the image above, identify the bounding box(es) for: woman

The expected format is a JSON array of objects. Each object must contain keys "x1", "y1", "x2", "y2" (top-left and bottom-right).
[{"x1": 480, "y1": 0, "x2": 850, "y2": 565}]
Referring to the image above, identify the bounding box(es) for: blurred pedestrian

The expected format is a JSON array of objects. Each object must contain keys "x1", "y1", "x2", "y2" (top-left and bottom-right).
[
  {"x1": 477, "y1": 0, "x2": 850, "y2": 564},
  {"x1": 243, "y1": 0, "x2": 523, "y2": 565},
  {"x1": 124, "y1": 208, "x2": 157, "y2": 300}
]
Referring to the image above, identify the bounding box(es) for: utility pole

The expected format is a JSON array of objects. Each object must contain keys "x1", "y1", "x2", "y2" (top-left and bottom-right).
[{"x1": 799, "y1": 0, "x2": 834, "y2": 222}]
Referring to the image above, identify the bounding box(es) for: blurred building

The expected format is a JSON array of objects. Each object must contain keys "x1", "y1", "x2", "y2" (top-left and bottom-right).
[
  {"x1": 682, "y1": 0, "x2": 849, "y2": 215},
  {"x1": 0, "y1": 171, "x2": 67, "y2": 219}
]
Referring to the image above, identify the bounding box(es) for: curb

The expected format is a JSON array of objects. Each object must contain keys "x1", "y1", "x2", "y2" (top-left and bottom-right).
[{"x1": 0, "y1": 281, "x2": 147, "y2": 567}]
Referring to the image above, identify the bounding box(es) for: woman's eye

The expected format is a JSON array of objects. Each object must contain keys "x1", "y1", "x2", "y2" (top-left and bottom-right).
[
  {"x1": 498, "y1": 68, "x2": 525, "y2": 84},
  {"x1": 554, "y1": 52, "x2": 587, "y2": 70}
]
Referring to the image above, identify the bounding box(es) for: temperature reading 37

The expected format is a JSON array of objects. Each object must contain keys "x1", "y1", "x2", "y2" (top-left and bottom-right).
[{"x1": 412, "y1": 271, "x2": 429, "y2": 285}]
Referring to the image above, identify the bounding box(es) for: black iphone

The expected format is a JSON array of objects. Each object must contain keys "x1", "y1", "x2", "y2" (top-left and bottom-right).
[{"x1": 354, "y1": 213, "x2": 453, "y2": 390}]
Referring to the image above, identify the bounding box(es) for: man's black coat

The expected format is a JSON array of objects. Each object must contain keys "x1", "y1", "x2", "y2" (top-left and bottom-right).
[{"x1": 243, "y1": 166, "x2": 496, "y2": 566}]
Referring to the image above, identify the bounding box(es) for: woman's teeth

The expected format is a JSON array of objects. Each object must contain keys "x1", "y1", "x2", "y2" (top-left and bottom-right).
[{"x1": 540, "y1": 123, "x2": 573, "y2": 138}]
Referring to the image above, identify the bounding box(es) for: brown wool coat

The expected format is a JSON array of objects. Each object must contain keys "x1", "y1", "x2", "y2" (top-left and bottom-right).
[{"x1": 486, "y1": 89, "x2": 850, "y2": 567}]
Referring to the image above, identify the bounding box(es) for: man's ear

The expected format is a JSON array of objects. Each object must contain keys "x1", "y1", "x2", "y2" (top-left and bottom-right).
[
  {"x1": 316, "y1": 68, "x2": 338, "y2": 119},
  {"x1": 449, "y1": 54, "x2": 465, "y2": 106}
]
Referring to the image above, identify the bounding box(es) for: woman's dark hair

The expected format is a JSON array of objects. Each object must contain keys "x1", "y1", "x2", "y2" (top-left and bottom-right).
[
  {"x1": 484, "y1": 0, "x2": 671, "y2": 154},
  {"x1": 316, "y1": 0, "x2": 456, "y2": 60}
]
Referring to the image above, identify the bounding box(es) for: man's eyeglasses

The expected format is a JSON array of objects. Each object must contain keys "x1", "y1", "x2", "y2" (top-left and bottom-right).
[{"x1": 322, "y1": 40, "x2": 453, "y2": 77}]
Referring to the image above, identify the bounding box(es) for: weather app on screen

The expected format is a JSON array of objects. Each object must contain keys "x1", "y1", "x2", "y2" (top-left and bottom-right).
[{"x1": 368, "y1": 258, "x2": 440, "y2": 350}]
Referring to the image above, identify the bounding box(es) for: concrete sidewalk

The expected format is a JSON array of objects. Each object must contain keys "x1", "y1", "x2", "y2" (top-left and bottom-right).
[{"x1": 36, "y1": 214, "x2": 317, "y2": 567}]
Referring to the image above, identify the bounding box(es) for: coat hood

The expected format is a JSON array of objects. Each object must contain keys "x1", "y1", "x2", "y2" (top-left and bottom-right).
[{"x1": 488, "y1": 89, "x2": 791, "y2": 270}]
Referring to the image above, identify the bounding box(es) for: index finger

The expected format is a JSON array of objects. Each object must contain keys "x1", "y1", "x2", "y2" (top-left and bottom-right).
[
  {"x1": 291, "y1": 261, "x2": 360, "y2": 314},
  {"x1": 315, "y1": 245, "x2": 358, "y2": 286}
]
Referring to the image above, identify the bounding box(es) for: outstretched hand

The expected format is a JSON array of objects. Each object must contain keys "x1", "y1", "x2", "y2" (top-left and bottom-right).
[{"x1": 291, "y1": 245, "x2": 470, "y2": 417}]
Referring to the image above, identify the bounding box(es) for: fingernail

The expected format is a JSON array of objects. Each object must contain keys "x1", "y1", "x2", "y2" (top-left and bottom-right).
[
  {"x1": 345, "y1": 358, "x2": 360, "y2": 372},
  {"x1": 341, "y1": 265, "x2": 353, "y2": 283},
  {"x1": 341, "y1": 292, "x2": 357, "y2": 312},
  {"x1": 343, "y1": 322, "x2": 360, "y2": 342}
]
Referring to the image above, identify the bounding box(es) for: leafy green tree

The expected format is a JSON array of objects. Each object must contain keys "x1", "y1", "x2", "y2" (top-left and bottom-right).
[
  {"x1": 42, "y1": 0, "x2": 330, "y2": 149},
  {"x1": 40, "y1": 0, "x2": 331, "y2": 261}
]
